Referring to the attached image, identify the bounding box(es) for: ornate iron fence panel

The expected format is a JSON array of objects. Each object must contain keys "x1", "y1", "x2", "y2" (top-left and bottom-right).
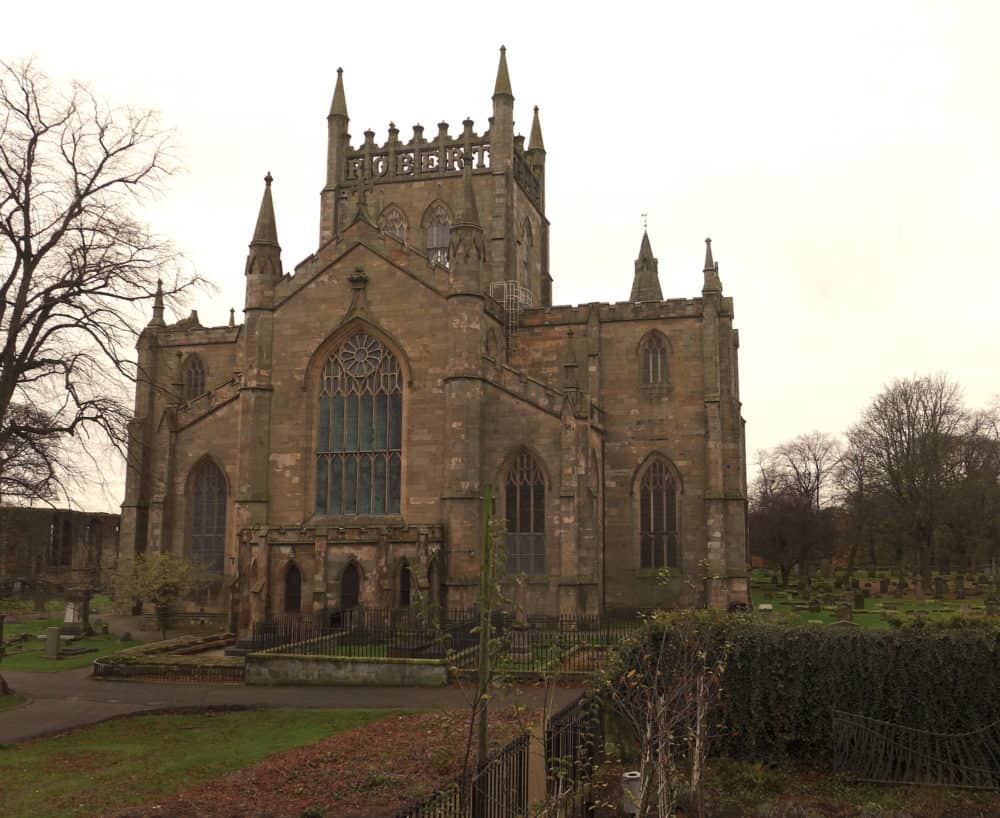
[{"x1": 833, "y1": 709, "x2": 1000, "y2": 790}]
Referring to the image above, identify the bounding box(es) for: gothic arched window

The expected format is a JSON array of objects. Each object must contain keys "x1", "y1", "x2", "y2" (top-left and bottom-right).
[
  {"x1": 424, "y1": 202, "x2": 451, "y2": 267},
  {"x1": 379, "y1": 205, "x2": 407, "y2": 242},
  {"x1": 315, "y1": 331, "x2": 403, "y2": 515},
  {"x1": 519, "y1": 219, "x2": 533, "y2": 286},
  {"x1": 183, "y1": 354, "x2": 207, "y2": 400},
  {"x1": 284, "y1": 563, "x2": 302, "y2": 614},
  {"x1": 639, "y1": 460, "x2": 679, "y2": 569},
  {"x1": 504, "y1": 450, "x2": 545, "y2": 574},
  {"x1": 640, "y1": 333, "x2": 668, "y2": 387},
  {"x1": 189, "y1": 459, "x2": 227, "y2": 573}
]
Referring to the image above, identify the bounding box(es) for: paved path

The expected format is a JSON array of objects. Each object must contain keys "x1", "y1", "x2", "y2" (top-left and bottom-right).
[{"x1": 0, "y1": 668, "x2": 583, "y2": 745}]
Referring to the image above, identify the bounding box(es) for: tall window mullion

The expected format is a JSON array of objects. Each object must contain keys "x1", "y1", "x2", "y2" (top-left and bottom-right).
[
  {"x1": 640, "y1": 461, "x2": 678, "y2": 569},
  {"x1": 316, "y1": 333, "x2": 402, "y2": 516},
  {"x1": 505, "y1": 451, "x2": 545, "y2": 575}
]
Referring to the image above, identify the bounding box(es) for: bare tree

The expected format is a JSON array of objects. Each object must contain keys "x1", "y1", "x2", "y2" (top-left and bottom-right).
[
  {"x1": 749, "y1": 437, "x2": 841, "y2": 583},
  {"x1": 0, "y1": 59, "x2": 195, "y2": 504},
  {"x1": 853, "y1": 374, "x2": 968, "y2": 584},
  {"x1": 774, "y1": 431, "x2": 842, "y2": 511}
]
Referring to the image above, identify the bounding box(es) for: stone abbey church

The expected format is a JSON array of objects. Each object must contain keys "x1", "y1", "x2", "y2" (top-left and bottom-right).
[{"x1": 119, "y1": 49, "x2": 749, "y2": 629}]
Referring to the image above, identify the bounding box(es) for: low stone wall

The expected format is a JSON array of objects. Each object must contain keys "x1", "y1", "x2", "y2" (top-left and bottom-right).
[{"x1": 245, "y1": 652, "x2": 447, "y2": 686}]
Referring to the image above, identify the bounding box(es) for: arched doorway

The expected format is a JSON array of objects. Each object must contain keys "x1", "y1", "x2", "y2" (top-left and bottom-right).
[
  {"x1": 284, "y1": 563, "x2": 302, "y2": 614},
  {"x1": 399, "y1": 559, "x2": 412, "y2": 608},
  {"x1": 341, "y1": 563, "x2": 360, "y2": 611}
]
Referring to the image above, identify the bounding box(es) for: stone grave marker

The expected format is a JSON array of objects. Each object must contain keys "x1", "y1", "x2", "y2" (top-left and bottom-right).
[{"x1": 44, "y1": 626, "x2": 60, "y2": 659}]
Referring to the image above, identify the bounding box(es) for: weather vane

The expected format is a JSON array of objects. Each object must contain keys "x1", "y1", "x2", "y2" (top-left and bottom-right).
[{"x1": 641, "y1": 212, "x2": 648, "y2": 230}]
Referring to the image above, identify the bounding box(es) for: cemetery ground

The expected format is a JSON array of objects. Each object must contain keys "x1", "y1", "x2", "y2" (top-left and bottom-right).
[
  {"x1": 749, "y1": 568, "x2": 997, "y2": 628},
  {"x1": 0, "y1": 615, "x2": 139, "y2": 671},
  {"x1": 0, "y1": 705, "x2": 530, "y2": 818}
]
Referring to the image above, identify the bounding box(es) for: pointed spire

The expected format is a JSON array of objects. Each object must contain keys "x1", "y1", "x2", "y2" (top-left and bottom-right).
[
  {"x1": 703, "y1": 237, "x2": 715, "y2": 272},
  {"x1": 702, "y1": 237, "x2": 723, "y2": 294},
  {"x1": 529, "y1": 106, "x2": 544, "y2": 152},
  {"x1": 149, "y1": 279, "x2": 165, "y2": 326},
  {"x1": 328, "y1": 67, "x2": 348, "y2": 119},
  {"x1": 493, "y1": 45, "x2": 513, "y2": 99},
  {"x1": 456, "y1": 161, "x2": 481, "y2": 227},
  {"x1": 630, "y1": 229, "x2": 663, "y2": 302},
  {"x1": 251, "y1": 172, "x2": 280, "y2": 248}
]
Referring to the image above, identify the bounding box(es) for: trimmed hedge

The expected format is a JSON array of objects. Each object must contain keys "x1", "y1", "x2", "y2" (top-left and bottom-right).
[{"x1": 619, "y1": 615, "x2": 1000, "y2": 760}]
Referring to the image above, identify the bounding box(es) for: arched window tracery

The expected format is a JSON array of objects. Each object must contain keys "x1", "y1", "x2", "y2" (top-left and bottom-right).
[
  {"x1": 378, "y1": 205, "x2": 407, "y2": 242},
  {"x1": 519, "y1": 219, "x2": 533, "y2": 286},
  {"x1": 315, "y1": 331, "x2": 403, "y2": 515},
  {"x1": 640, "y1": 333, "x2": 668, "y2": 387},
  {"x1": 189, "y1": 459, "x2": 227, "y2": 573},
  {"x1": 424, "y1": 202, "x2": 451, "y2": 267},
  {"x1": 183, "y1": 354, "x2": 207, "y2": 400},
  {"x1": 504, "y1": 450, "x2": 545, "y2": 574},
  {"x1": 638, "y1": 459, "x2": 679, "y2": 569}
]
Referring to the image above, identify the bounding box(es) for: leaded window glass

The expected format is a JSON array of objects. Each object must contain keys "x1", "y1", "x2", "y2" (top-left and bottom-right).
[
  {"x1": 183, "y1": 355, "x2": 207, "y2": 400},
  {"x1": 425, "y1": 203, "x2": 451, "y2": 267},
  {"x1": 641, "y1": 334, "x2": 667, "y2": 386},
  {"x1": 190, "y1": 460, "x2": 226, "y2": 573},
  {"x1": 315, "y1": 332, "x2": 403, "y2": 515},
  {"x1": 505, "y1": 450, "x2": 545, "y2": 574},
  {"x1": 639, "y1": 461, "x2": 679, "y2": 569}
]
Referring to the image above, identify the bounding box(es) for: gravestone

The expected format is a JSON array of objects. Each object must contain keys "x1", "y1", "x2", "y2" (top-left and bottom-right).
[
  {"x1": 863, "y1": 583, "x2": 872, "y2": 598},
  {"x1": 44, "y1": 626, "x2": 60, "y2": 659},
  {"x1": 879, "y1": 578, "x2": 890, "y2": 595},
  {"x1": 853, "y1": 592, "x2": 866, "y2": 610},
  {"x1": 836, "y1": 603, "x2": 854, "y2": 622},
  {"x1": 934, "y1": 577, "x2": 947, "y2": 599},
  {"x1": 850, "y1": 578, "x2": 860, "y2": 590},
  {"x1": 808, "y1": 597, "x2": 821, "y2": 613},
  {"x1": 955, "y1": 577, "x2": 965, "y2": 600}
]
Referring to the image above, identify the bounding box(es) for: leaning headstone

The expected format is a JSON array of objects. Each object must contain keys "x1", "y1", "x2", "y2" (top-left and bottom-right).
[
  {"x1": 44, "y1": 626, "x2": 60, "y2": 659},
  {"x1": 934, "y1": 577, "x2": 947, "y2": 599}
]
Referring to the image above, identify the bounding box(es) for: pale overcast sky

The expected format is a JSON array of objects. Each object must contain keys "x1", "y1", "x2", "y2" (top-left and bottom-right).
[{"x1": 4, "y1": 1, "x2": 999, "y2": 512}]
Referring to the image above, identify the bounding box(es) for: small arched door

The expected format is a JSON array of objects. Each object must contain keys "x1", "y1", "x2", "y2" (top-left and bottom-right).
[
  {"x1": 341, "y1": 563, "x2": 360, "y2": 611},
  {"x1": 399, "y1": 560, "x2": 412, "y2": 608},
  {"x1": 284, "y1": 564, "x2": 302, "y2": 614}
]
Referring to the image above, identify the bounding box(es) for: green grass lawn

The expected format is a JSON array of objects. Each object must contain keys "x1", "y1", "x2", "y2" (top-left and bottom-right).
[
  {"x1": 0, "y1": 707, "x2": 400, "y2": 818},
  {"x1": 1, "y1": 618, "x2": 139, "y2": 671}
]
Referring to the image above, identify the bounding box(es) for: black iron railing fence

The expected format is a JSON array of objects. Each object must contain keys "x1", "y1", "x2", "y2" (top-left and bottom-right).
[
  {"x1": 388, "y1": 732, "x2": 530, "y2": 818},
  {"x1": 545, "y1": 696, "x2": 605, "y2": 816},
  {"x1": 248, "y1": 607, "x2": 644, "y2": 674}
]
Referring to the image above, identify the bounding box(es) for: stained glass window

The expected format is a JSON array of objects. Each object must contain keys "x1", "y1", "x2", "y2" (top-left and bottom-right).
[
  {"x1": 641, "y1": 334, "x2": 667, "y2": 386},
  {"x1": 183, "y1": 355, "x2": 207, "y2": 400},
  {"x1": 505, "y1": 450, "x2": 545, "y2": 574},
  {"x1": 639, "y1": 460, "x2": 679, "y2": 569},
  {"x1": 316, "y1": 332, "x2": 403, "y2": 515},
  {"x1": 190, "y1": 459, "x2": 226, "y2": 573}
]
